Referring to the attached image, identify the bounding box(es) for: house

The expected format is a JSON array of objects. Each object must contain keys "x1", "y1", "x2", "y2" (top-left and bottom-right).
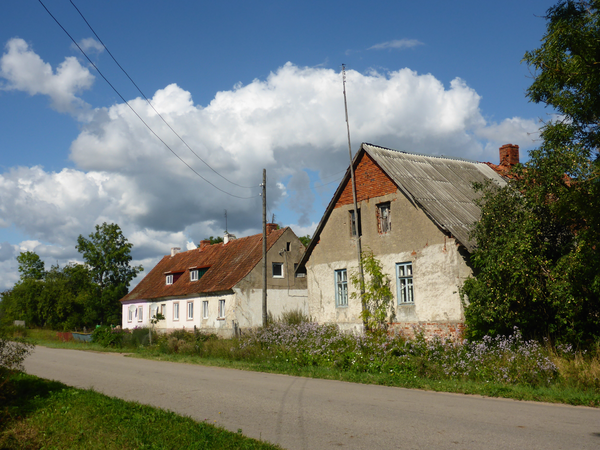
[
  {"x1": 296, "y1": 143, "x2": 509, "y2": 339},
  {"x1": 121, "y1": 225, "x2": 308, "y2": 336}
]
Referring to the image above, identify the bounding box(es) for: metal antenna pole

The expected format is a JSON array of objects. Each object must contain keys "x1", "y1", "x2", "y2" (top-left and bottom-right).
[
  {"x1": 342, "y1": 64, "x2": 366, "y2": 328},
  {"x1": 224, "y1": 209, "x2": 228, "y2": 233}
]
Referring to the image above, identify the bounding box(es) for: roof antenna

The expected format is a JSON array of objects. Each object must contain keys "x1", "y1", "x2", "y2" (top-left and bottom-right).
[
  {"x1": 342, "y1": 64, "x2": 366, "y2": 328},
  {"x1": 224, "y1": 209, "x2": 228, "y2": 233}
]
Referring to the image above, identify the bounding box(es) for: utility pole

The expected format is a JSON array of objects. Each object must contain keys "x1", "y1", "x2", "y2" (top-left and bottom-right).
[
  {"x1": 342, "y1": 64, "x2": 366, "y2": 328},
  {"x1": 262, "y1": 169, "x2": 268, "y2": 327}
]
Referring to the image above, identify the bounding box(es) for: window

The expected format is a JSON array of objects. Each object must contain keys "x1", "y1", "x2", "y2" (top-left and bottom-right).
[
  {"x1": 128, "y1": 308, "x2": 133, "y2": 322},
  {"x1": 187, "y1": 301, "x2": 194, "y2": 320},
  {"x1": 218, "y1": 299, "x2": 225, "y2": 318},
  {"x1": 335, "y1": 269, "x2": 348, "y2": 307},
  {"x1": 160, "y1": 304, "x2": 166, "y2": 316},
  {"x1": 173, "y1": 302, "x2": 179, "y2": 321},
  {"x1": 272, "y1": 262, "x2": 284, "y2": 278},
  {"x1": 397, "y1": 262, "x2": 414, "y2": 304},
  {"x1": 138, "y1": 306, "x2": 143, "y2": 322},
  {"x1": 349, "y1": 209, "x2": 362, "y2": 237},
  {"x1": 202, "y1": 300, "x2": 209, "y2": 319},
  {"x1": 166, "y1": 274, "x2": 173, "y2": 285},
  {"x1": 377, "y1": 202, "x2": 391, "y2": 234},
  {"x1": 190, "y1": 270, "x2": 199, "y2": 281},
  {"x1": 286, "y1": 242, "x2": 291, "y2": 252}
]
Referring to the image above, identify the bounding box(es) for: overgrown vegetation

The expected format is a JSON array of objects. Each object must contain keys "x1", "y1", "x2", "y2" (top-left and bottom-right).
[
  {"x1": 0, "y1": 373, "x2": 280, "y2": 449},
  {"x1": 0, "y1": 222, "x2": 141, "y2": 330},
  {"x1": 462, "y1": 0, "x2": 600, "y2": 346}
]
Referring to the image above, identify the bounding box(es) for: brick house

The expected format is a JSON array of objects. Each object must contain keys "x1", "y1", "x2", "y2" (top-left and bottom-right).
[
  {"x1": 296, "y1": 143, "x2": 508, "y2": 339},
  {"x1": 121, "y1": 225, "x2": 308, "y2": 336}
]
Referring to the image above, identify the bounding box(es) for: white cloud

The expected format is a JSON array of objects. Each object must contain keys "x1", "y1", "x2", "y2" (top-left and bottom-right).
[
  {"x1": 0, "y1": 38, "x2": 94, "y2": 117},
  {"x1": 368, "y1": 39, "x2": 424, "y2": 51},
  {"x1": 73, "y1": 38, "x2": 104, "y2": 54},
  {"x1": 0, "y1": 43, "x2": 542, "y2": 289}
]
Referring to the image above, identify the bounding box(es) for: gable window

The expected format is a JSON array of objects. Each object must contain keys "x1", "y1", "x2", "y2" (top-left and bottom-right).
[
  {"x1": 202, "y1": 300, "x2": 209, "y2": 319},
  {"x1": 272, "y1": 262, "x2": 284, "y2": 278},
  {"x1": 190, "y1": 270, "x2": 199, "y2": 281},
  {"x1": 187, "y1": 301, "x2": 194, "y2": 320},
  {"x1": 128, "y1": 308, "x2": 133, "y2": 323},
  {"x1": 335, "y1": 269, "x2": 348, "y2": 307},
  {"x1": 377, "y1": 202, "x2": 391, "y2": 234},
  {"x1": 350, "y1": 209, "x2": 362, "y2": 237},
  {"x1": 396, "y1": 262, "x2": 414, "y2": 304},
  {"x1": 173, "y1": 302, "x2": 180, "y2": 321},
  {"x1": 218, "y1": 299, "x2": 226, "y2": 318},
  {"x1": 286, "y1": 242, "x2": 291, "y2": 251},
  {"x1": 166, "y1": 274, "x2": 173, "y2": 285},
  {"x1": 138, "y1": 306, "x2": 143, "y2": 322}
]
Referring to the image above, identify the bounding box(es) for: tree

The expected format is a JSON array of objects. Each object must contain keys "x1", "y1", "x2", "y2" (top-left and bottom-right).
[
  {"x1": 76, "y1": 223, "x2": 142, "y2": 325},
  {"x1": 350, "y1": 251, "x2": 394, "y2": 332},
  {"x1": 462, "y1": 0, "x2": 600, "y2": 345},
  {"x1": 16, "y1": 251, "x2": 45, "y2": 281},
  {"x1": 298, "y1": 235, "x2": 311, "y2": 248}
]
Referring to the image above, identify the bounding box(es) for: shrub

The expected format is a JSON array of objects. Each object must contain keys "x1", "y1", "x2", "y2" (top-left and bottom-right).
[{"x1": 91, "y1": 326, "x2": 124, "y2": 348}]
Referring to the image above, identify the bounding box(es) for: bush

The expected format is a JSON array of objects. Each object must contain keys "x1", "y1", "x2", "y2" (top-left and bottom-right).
[{"x1": 91, "y1": 326, "x2": 124, "y2": 348}]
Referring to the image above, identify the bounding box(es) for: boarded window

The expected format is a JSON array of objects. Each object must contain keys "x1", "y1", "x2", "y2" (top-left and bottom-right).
[{"x1": 377, "y1": 202, "x2": 391, "y2": 234}]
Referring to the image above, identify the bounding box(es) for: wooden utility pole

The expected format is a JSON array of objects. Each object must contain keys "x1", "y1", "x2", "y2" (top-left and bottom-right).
[
  {"x1": 342, "y1": 64, "x2": 366, "y2": 327},
  {"x1": 262, "y1": 169, "x2": 268, "y2": 327}
]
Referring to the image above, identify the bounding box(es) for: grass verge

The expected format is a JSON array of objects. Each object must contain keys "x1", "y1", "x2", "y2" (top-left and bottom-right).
[{"x1": 0, "y1": 371, "x2": 280, "y2": 450}]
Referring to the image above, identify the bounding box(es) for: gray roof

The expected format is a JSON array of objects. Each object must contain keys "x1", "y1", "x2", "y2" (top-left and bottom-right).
[
  {"x1": 364, "y1": 143, "x2": 505, "y2": 252},
  {"x1": 297, "y1": 143, "x2": 505, "y2": 270}
]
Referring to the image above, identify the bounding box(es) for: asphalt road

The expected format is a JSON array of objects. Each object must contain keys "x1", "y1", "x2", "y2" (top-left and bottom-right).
[{"x1": 24, "y1": 346, "x2": 600, "y2": 450}]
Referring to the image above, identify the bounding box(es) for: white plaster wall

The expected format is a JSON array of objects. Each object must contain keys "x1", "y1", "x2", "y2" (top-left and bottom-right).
[{"x1": 307, "y1": 240, "x2": 470, "y2": 327}]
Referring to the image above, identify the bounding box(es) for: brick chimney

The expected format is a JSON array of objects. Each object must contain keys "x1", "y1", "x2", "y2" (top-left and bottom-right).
[
  {"x1": 199, "y1": 240, "x2": 210, "y2": 251},
  {"x1": 266, "y1": 223, "x2": 278, "y2": 235},
  {"x1": 499, "y1": 144, "x2": 519, "y2": 168}
]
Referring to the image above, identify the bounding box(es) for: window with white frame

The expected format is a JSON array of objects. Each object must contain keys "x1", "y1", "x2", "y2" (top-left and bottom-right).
[
  {"x1": 173, "y1": 302, "x2": 179, "y2": 321},
  {"x1": 190, "y1": 270, "x2": 199, "y2": 281},
  {"x1": 335, "y1": 269, "x2": 348, "y2": 307},
  {"x1": 272, "y1": 262, "x2": 284, "y2": 278},
  {"x1": 187, "y1": 301, "x2": 194, "y2": 320},
  {"x1": 160, "y1": 304, "x2": 166, "y2": 316},
  {"x1": 138, "y1": 306, "x2": 143, "y2": 322},
  {"x1": 166, "y1": 274, "x2": 173, "y2": 285},
  {"x1": 202, "y1": 300, "x2": 209, "y2": 319},
  {"x1": 396, "y1": 262, "x2": 414, "y2": 304},
  {"x1": 218, "y1": 299, "x2": 225, "y2": 318},
  {"x1": 377, "y1": 202, "x2": 391, "y2": 234},
  {"x1": 128, "y1": 308, "x2": 133, "y2": 322}
]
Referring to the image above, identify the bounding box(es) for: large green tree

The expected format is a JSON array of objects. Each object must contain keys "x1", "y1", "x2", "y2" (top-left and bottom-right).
[
  {"x1": 462, "y1": 0, "x2": 600, "y2": 345},
  {"x1": 76, "y1": 223, "x2": 142, "y2": 325}
]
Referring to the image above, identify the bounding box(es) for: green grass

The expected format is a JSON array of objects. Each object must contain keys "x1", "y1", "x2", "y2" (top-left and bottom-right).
[{"x1": 0, "y1": 371, "x2": 280, "y2": 450}]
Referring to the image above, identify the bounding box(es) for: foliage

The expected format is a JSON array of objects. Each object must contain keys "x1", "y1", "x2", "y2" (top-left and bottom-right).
[
  {"x1": 0, "y1": 336, "x2": 33, "y2": 372},
  {"x1": 350, "y1": 251, "x2": 394, "y2": 331},
  {"x1": 16, "y1": 251, "x2": 45, "y2": 281},
  {"x1": 76, "y1": 222, "x2": 143, "y2": 325},
  {"x1": 91, "y1": 325, "x2": 124, "y2": 348},
  {"x1": 204, "y1": 235, "x2": 224, "y2": 245},
  {"x1": 298, "y1": 234, "x2": 311, "y2": 247},
  {"x1": 279, "y1": 309, "x2": 312, "y2": 325},
  {"x1": 462, "y1": 1, "x2": 600, "y2": 346}
]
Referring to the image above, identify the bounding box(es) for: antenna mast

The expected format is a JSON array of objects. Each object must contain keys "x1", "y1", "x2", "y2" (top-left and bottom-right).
[
  {"x1": 342, "y1": 64, "x2": 366, "y2": 328},
  {"x1": 224, "y1": 209, "x2": 228, "y2": 233}
]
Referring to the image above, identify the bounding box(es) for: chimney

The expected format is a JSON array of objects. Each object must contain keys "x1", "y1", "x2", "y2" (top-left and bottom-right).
[
  {"x1": 224, "y1": 232, "x2": 236, "y2": 244},
  {"x1": 170, "y1": 247, "x2": 181, "y2": 257},
  {"x1": 266, "y1": 223, "x2": 278, "y2": 235},
  {"x1": 199, "y1": 240, "x2": 210, "y2": 251},
  {"x1": 499, "y1": 144, "x2": 519, "y2": 168}
]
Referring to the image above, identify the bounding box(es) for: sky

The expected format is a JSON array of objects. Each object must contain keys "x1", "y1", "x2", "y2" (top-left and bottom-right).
[{"x1": 0, "y1": 0, "x2": 557, "y2": 290}]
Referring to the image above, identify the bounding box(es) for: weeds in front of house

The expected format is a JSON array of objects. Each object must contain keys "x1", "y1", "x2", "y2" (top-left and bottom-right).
[{"x1": 0, "y1": 373, "x2": 280, "y2": 450}]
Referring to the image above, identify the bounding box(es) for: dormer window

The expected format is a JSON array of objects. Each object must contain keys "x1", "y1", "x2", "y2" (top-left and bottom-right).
[
  {"x1": 189, "y1": 267, "x2": 209, "y2": 282},
  {"x1": 166, "y1": 274, "x2": 173, "y2": 285},
  {"x1": 190, "y1": 270, "x2": 199, "y2": 282}
]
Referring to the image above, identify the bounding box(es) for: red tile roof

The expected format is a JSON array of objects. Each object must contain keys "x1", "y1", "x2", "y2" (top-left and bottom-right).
[{"x1": 121, "y1": 228, "x2": 287, "y2": 302}]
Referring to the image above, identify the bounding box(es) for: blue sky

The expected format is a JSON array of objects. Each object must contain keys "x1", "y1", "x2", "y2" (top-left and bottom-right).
[{"x1": 0, "y1": 0, "x2": 555, "y2": 289}]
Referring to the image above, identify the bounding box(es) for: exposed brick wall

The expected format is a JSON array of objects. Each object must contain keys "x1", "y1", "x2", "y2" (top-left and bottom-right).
[
  {"x1": 389, "y1": 321, "x2": 465, "y2": 342},
  {"x1": 335, "y1": 153, "x2": 398, "y2": 208},
  {"x1": 499, "y1": 144, "x2": 519, "y2": 168}
]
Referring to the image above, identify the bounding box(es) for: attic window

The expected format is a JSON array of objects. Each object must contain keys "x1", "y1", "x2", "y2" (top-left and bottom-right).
[
  {"x1": 350, "y1": 209, "x2": 362, "y2": 237},
  {"x1": 190, "y1": 267, "x2": 209, "y2": 282},
  {"x1": 377, "y1": 202, "x2": 391, "y2": 234},
  {"x1": 272, "y1": 262, "x2": 284, "y2": 278},
  {"x1": 166, "y1": 274, "x2": 173, "y2": 285}
]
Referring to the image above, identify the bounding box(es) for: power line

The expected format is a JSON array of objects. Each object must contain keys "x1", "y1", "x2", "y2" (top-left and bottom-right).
[
  {"x1": 37, "y1": 0, "x2": 259, "y2": 200},
  {"x1": 69, "y1": 0, "x2": 256, "y2": 190}
]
